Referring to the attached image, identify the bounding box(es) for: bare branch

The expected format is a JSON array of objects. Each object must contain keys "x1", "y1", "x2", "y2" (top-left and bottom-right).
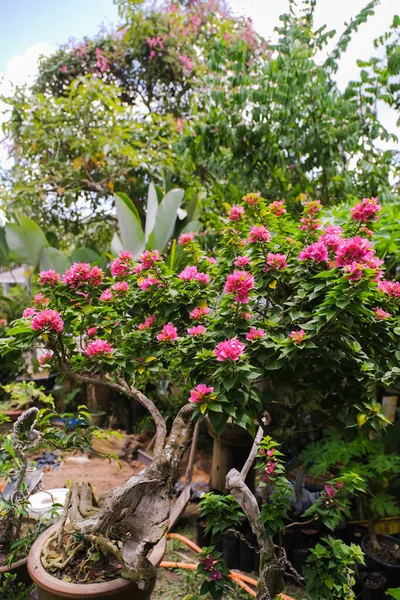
[{"x1": 241, "y1": 425, "x2": 264, "y2": 480}]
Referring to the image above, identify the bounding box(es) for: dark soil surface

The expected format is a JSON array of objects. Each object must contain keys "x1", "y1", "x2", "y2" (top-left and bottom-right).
[{"x1": 364, "y1": 536, "x2": 400, "y2": 566}]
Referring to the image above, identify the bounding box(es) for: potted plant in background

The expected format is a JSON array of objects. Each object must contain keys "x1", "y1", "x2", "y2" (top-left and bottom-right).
[{"x1": 1, "y1": 193, "x2": 399, "y2": 599}]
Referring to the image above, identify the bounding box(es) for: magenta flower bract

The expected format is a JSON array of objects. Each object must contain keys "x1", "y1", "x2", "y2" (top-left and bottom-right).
[
  {"x1": 242, "y1": 192, "x2": 260, "y2": 205},
  {"x1": 299, "y1": 242, "x2": 328, "y2": 263},
  {"x1": 374, "y1": 308, "x2": 391, "y2": 320},
  {"x1": 351, "y1": 197, "x2": 382, "y2": 222},
  {"x1": 335, "y1": 237, "x2": 374, "y2": 267},
  {"x1": 214, "y1": 337, "x2": 246, "y2": 361},
  {"x1": 112, "y1": 281, "x2": 129, "y2": 294},
  {"x1": 378, "y1": 280, "x2": 400, "y2": 298},
  {"x1": 188, "y1": 384, "x2": 214, "y2": 403},
  {"x1": 100, "y1": 288, "x2": 113, "y2": 301},
  {"x1": 196, "y1": 272, "x2": 211, "y2": 285},
  {"x1": 289, "y1": 329, "x2": 305, "y2": 344},
  {"x1": 156, "y1": 323, "x2": 178, "y2": 342},
  {"x1": 187, "y1": 325, "x2": 206, "y2": 336},
  {"x1": 246, "y1": 327, "x2": 265, "y2": 341},
  {"x1": 178, "y1": 233, "x2": 195, "y2": 245},
  {"x1": 139, "y1": 250, "x2": 160, "y2": 269},
  {"x1": 39, "y1": 270, "x2": 60, "y2": 286},
  {"x1": 224, "y1": 270, "x2": 255, "y2": 303},
  {"x1": 23, "y1": 308, "x2": 36, "y2": 318},
  {"x1": 248, "y1": 225, "x2": 271, "y2": 243},
  {"x1": 234, "y1": 256, "x2": 250, "y2": 267},
  {"x1": 267, "y1": 252, "x2": 287, "y2": 270},
  {"x1": 179, "y1": 266, "x2": 198, "y2": 281},
  {"x1": 34, "y1": 293, "x2": 50, "y2": 307},
  {"x1": 269, "y1": 200, "x2": 286, "y2": 217},
  {"x1": 39, "y1": 352, "x2": 53, "y2": 366},
  {"x1": 63, "y1": 263, "x2": 104, "y2": 288},
  {"x1": 228, "y1": 205, "x2": 245, "y2": 221},
  {"x1": 31, "y1": 309, "x2": 64, "y2": 333},
  {"x1": 138, "y1": 275, "x2": 159, "y2": 291},
  {"x1": 138, "y1": 315, "x2": 156, "y2": 330},
  {"x1": 85, "y1": 339, "x2": 113, "y2": 356},
  {"x1": 189, "y1": 306, "x2": 210, "y2": 319},
  {"x1": 343, "y1": 262, "x2": 366, "y2": 282},
  {"x1": 87, "y1": 327, "x2": 98, "y2": 337},
  {"x1": 111, "y1": 252, "x2": 134, "y2": 278}
]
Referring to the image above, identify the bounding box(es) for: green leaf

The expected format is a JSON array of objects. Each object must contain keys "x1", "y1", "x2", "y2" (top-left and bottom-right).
[
  {"x1": 5, "y1": 214, "x2": 49, "y2": 267},
  {"x1": 71, "y1": 247, "x2": 100, "y2": 264},
  {"x1": 39, "y1": 246, "x2": 70, "y2": 274},
  {"x1": 110, "y1": 232, "x2": 124, "y2": 256},
  {"x1": 115, "y1": 193, "x2": 146, "y2": 257},
  {"x1": 387, "y1": 588, "x2": 400, "y2": 599},
  {"x1": 0, "y1": 227, "x2": 9, "y2": 265},
  {"x1": 145, "y1": 183, "x2": 159, "y2": 242},
  {"x1": 147, "y1": 188, "x2": 184, "y2": 252}
]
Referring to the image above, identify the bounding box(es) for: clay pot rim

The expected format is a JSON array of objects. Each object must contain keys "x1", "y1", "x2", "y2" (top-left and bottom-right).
[
  {"x1": 28, "y1": 523, "x2": 166, "y2": 597},
  {"x1": 361, "y1": 533, "x2": 400, "y2": 569},
  {"x1": 0, "y1": 555, "x2": 28, "y2": 574}
]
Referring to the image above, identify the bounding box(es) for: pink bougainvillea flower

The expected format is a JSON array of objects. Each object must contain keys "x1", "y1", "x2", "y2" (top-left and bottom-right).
[
  {"x1": 60, "y1": 65, "x2": 69, "y2": 74},
  {"x1": 138, "y1": 275, "x2": 160, "y2": 291},
  {"x1": 359, "y1": 226, "x2": 374, "y2": 237},
  {"x1": 204, "y1": 256, "x2": 217, "y2": 265},
  {"x1": 377, "y1": 279, "x2": 400, "y2": 298},
  {"x1": 63, "y1": 263, "x2": 103, "y2": 288},
  {"x1": 34, "y1": 293, "x2": 50, "y2": 307},
  {"x1": 214, "y1": 337, "x2": 246, "y2": 361},
  {"x1": 248, "y1": 225, "x2": 271, "y2": 243},
  {"x1": 200, "y1": 554, "x2": 215, "y2": 570},
  {"x1": 179, "y1": 266, "x2": 198, "y2": 281},
  {"x1": 31, "y1": 309, "x2": 64, "y2": 333},
  {"x1": 210, "y1": 569, "x2": 222, "y2": 581},
  {"x1": 195, "y1": 272, "x2": 211, "y2": 285},
  {"x1": 189, "y1": 306, "x2": 210, "y2": 319},
  {"x1": 187, "y1": 325, "x2": 206, "y2": 336},
  {"x1": 139, "y1": 249, "x2": 160, "y2": 269},
  {"x1": 289, "y1": 329, "x2": 305, "y2": 344},
  {"x1": 112, "y1": 281, "x2": 129, "y2": 294},
  {"x1": 351, "y1": 197, "x2": 382, "y2": 222},
  {"x1": 39, "y1": 270, "x2": 60, "y2": 286},
  {"x1": 242, "y1": 192, "x2": 260, "y2": 205},
  {"x1": 178, "y1": 54, "x2": 193, "y2": 75},
  {"x1": 111, "y1": 251, "x2": 134, "y2": 278},
  {"x1": 23, "y1": 308, "x2": 36, "y2": 318},
  {"x1": 373, "y1": 308, "x2": 391, "y2": 320},
  {"x1": 269, "y1": 200, "x2": 286, "y2": 217},
  {"x1": 224, "y1": 270, "x2": 255, "y2": 303},
  {"x1": 241, "y1": 312, "x2": 252, "y2": 320},
  {"x1": 299, "y1": 242, "x2": 328, "y2": 263},
  {"x1": 100, "y1": 288, "x2": 113, "y2": 301},
  {"x1": 267, "y1": 449, "x2": 275, "y2": 457},
  {"x1": 324, "y1": 485, "x2": 337, "y2": 498},
  {"x1": 138, "y1": 315, "x2": 156, "y2": 330},
  {"x1": 0, "y1": 319, "x2": 7, "y2": 327},
  {"x1": 234, "y1": 256, "x2": 250, "y2": 267},
  {"x1": 95, "y1": 48, "x2": 109, "y2": 73},
  {"x1": 228, "y1": 205, "x2": 245, "y2": 221},
  {"x1": 87, "y1": 327, "x2": 98, "y2": 337},
  {"x1": 335, "y1": 237, "x2": 374, "y2": 268},
  {"x1": 265, "y1": 461, "x2": 278, "y2": 475},
  {"x1": 188, "y1": 383, "x2": 214, "y2": 403},
  {"x1": 85, "y1": 339, "x2": 113, "y2": 356},
  {"x1": 299, "y1": 216, "x2": 321, "y2": 231},
  {"x1": 266, "y1": 252, "x2": 287, "y2": 270},
  {"x1": 246, "y1": 327, "x2": 265, "y2": 341},
  {"x1": 39, "y1": 352, "x2": 53, "y2": 366},
  {"x1": 178, "y1": 232, "x2": 195, "y2": 245},
  {"x1": 343, "y1": 262, "x2": 366, "y2": 282},
  {"x1": 156, "y1": 323, "x2": 178, "y2": 342},
  {"x1": 303, "y1": 200, "x2": 322, "y2": 214}
]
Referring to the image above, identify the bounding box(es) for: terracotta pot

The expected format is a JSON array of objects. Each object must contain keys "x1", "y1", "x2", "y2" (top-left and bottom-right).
[
  {"x1": 28, "y1": 523, "x2": 166, "y2": 600},
  {"x1": 0, "y1": 556, "x2": 31, "y2": 586},
  {"x1": 0, "y1": 409, "x2": 24, "y2": 433}
]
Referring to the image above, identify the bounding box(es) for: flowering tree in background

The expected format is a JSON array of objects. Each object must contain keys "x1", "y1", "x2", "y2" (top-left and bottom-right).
[{"x1": 1, "y1": 192, "x2": 400, "y2": 597}]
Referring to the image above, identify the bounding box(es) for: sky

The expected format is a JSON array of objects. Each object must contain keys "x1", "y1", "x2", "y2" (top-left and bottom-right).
[{"x1": 0, "y1": 0, "x2": 399, "y2": 161}]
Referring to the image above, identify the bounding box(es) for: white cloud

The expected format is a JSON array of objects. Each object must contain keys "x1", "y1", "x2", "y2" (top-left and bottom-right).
[{"x1": 0, "y1": 42, "x2": 56, "y2": 167}]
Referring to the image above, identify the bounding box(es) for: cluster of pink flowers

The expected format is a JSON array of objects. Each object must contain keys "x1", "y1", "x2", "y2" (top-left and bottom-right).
[
  {"x1": 299, "y1": 242, "x2": 328, "y2": 263},
  {"x1": 289, "y1": 329, "x2": 305, "y2": 344},
  {"x1": 147, "y1": 35, "x2": 165, "y2": 59},
  {"x1": 246, "y1": 327, "x2": 265, "y2": 341},
  {"x1": 234, "y1": 256, "x2": 250, "y2": 267},
  {"x1": 95, "y1": 48, "x2": 109, "y2": 72},
  {"x1": 187, "y1": 325, "x2": 206, "y2": 336},
  {"x1": 224, "y1": 270, "x2": 255, "y2": 303},
  {"x1": 200, "y1": 554, "x2": 222, "y2": 581},
  {"x1": 242, "y1": 192, "x2": 260, "y2": 205},
  {"x1": 87, "y1": 327, "x2": 98, "y2": 337},
  {"x1": 300, "y1": 200, "x2": 322, "y2": 231},
  {"x1": 204, "y1": 256, "x2": 217, "y2": 265},
  {"x1": 378, "y1": 280, "x2": 400, "y2": 298},
  {"x1": 322, "y1": 481, "x2": 344, "y2": 509},
  {"x1": 139, "y1": 250, "x2": 160, "y2": 269},
  {"x1": 248, "y1": 225, "x2": 271, "y2": 243},
  {"x1": 188, "y1": 384, "x2": 214, "y2": 403},
  {"x1": 39, "y1": 352, "x2": 53, "y2": 366},
  {"x1": 266, "y1": 253, "x2": 287, "y2": 270},
  {"x1": 318, "y1": 225, "x2": 343, "y2": 252},
  {"x1": 39, "y1": 270, "x2": 60, "y2": 286},
  {"x1": 156, "y1": 323, "x2": 178, "y2": 342},
  {"x1": 343, "y1": 262, "x2": 366, "y2": 282},
  {"x1": 269, "y1": 200, "x2": 286, "y2": 217},
  {"x1": 374, "y1": 308, "x2": 391, "y2": 320},
  {"x1": 138, "y1": 275, "x2": 160, "y2": 291},
  {"x1": 85, "y1": 339, "x2": 113, "y2": 357},
  {"x1": 100, "y1": 288, "x2": 113, "y2": 302},
  {"x1": 63, "y1": 263, "x2": 104, "y2": 288},
  {"x1": 189, "y1": 306, "x2": 210, "y2": 319},
  {"x1": 138, "y1": 315, "x2": 156, "y2": 330},
  {"x1": 335, "y1": 237, "x2": 375, "y2": 268},
  {"x1": 351, "y1": 197, "x2": 382, "y2": 222},
  {"x1": 60, "y1": 65, "x2": 69, "y2": 75},
  {"x1": 262, "y1": 460, "x2": 279, "y2": 483},
  {"x1": 228, "y1": 205, "x2": 245, "y2": 221},
  {"x1": 112, "y1": 281, "x2": 129, "y2": 294},
  {"x1": 178, "y1": 54, "x2": 193, "y2": 75},
  {"x1": 23, "y1": 308, "x2": 36, "y2": 318},
  {"x1": 178, "y1": 232, "x2": 195, "y2": 245},
  {"x1": 111, "y1": 251, "x2": 134, "y2": 278},
  {"x1": 34, "y1": 293, "x2": 50, "y2": 307},
  {"x1": 214, "y1": 337, "x2": 245, "y2": 361},
  {"x1": 178, "y1": 266, "x2": 210, "y2": 284},
  {"x1": 31, "y1": 310, "x2": 64, "y2": 333}
]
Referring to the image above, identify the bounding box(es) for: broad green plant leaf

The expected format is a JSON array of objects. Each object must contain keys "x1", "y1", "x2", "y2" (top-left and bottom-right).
[
  {"x1": 115, "y1": 192, "x2": 145, "y2": 257},
  {"x1": 147, "y1": 188, "x2": 184, "y2": 252},
  {"x1": 39, "y1": 247, "x2": 71, "y2": 274},
  {"x1": 144, "y1": 183, "x2": 159, "y2": 242},
  {"x1": 110, "y1": 232, "x2": 124, "y2": 257},
  {"x1": 0, "y1": 227, "x2": 9, "y2": 265},
  {"x1": 5, "y1": 214, "x2": 49, "y2": 267},
  {"x1": 387, "y1": 590, "x2": 400, "y2": 599},
  {"x1": 71, "y1": 247, "x2": 100, "y2": 264},
  {"x1": 181, "y1": 220, "x2": 202, "y2": 234}
]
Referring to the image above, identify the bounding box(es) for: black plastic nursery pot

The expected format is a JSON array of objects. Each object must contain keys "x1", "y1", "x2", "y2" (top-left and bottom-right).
[
  {"x1": 361, "y1": 571, "x2": 387, "y2": 600},
  {"x1": 17, "y1": 373, "x2": 57, "y2": 391},
  {"x1": 361, "y1": 534, "x2": 400, "y2": 587}
]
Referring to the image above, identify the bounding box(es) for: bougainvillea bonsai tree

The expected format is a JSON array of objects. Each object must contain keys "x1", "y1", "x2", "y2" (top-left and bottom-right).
[{"x1": 1, "y1": 193, "x2": 400, "y2": 597}]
